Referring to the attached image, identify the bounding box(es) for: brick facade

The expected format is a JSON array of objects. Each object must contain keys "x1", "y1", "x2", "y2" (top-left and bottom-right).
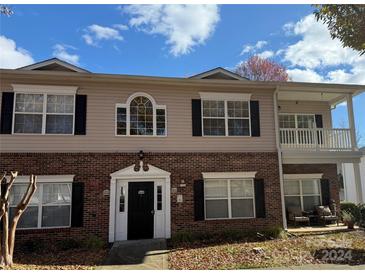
[
  {"x1": 1, "y1": 152, "x2": 283, "y2": 243},
  {"x1": 282, "y1": 164, "x2": 340, "y2": 212}
]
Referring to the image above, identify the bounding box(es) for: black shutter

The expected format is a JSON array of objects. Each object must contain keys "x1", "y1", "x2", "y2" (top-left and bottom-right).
[
  {"x1": 192, "y1": 99, "x2": 202, "y2": 136},
  {"x1": 320, "y1": 179, "x2": 330, "y2": 206},
  {"x1": 194, "y1": 180, "x2": 204, "y2": 221},
  {"x1": 315, "y1": 114, "x2": 324, "y2": 145},
  {"x1": 74, "y1": 95, "x2": 87, "y2": 135},
  {"x1": 254, "y1": 178, "x2": 266, "y2": 218},
  {"x1": 71, "y1": 182, "x2": 84, "y2": 227},
  {"x1": 0, "y1": 92, "x2": 14, "y2": 134},
  {"x1": 250, "y1": 101, "x2": 260, "y2": 137},
  {"x1": 315, "y1": 114, "x2": 323, "y2": 128}
]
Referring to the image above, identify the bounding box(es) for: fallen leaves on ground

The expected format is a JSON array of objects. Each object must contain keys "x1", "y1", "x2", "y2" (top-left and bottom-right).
[
  {"x1": 169, "y1": 230, "x2": 365, "y2": 269},
  {"x1": 7, "y1": 248, "x2": 109, "y2": 270}
]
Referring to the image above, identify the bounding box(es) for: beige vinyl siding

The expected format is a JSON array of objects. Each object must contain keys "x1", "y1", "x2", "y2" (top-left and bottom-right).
[
  {"x1": 0, "y1": 75, "x2": 277, "y2": 153},
  {"x1": 278, "y1": 100, "x2": 332, "y2": 128}
]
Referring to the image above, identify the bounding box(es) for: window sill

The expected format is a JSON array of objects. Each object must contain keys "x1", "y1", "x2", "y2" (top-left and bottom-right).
[
  {"x1": 204, "y1": 216, "x2": 255, "y2": 221},
  {"x1": 16, "y1": 226, "x2": 71, "y2": 233}
]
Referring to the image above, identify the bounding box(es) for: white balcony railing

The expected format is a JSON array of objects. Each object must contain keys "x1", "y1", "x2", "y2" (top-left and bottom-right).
[{"x1": 280, "y1": 128, "x2": 352, "y2": 151}]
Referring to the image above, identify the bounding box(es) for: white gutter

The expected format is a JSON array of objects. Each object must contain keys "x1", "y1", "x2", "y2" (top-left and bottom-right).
[{"x1": 273, "y1": 86, "x2": 287, "y2": 230}]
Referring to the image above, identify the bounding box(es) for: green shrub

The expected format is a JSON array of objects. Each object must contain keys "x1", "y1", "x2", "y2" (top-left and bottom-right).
[
  {"x1": 340, "y1": 202, "x2": 361, "y2": 222},
  {"x1": 22, "y1": 238, "x2": 47, "y2": 253},
  {"x1": 81, "y1": 234, "x2": 105, "y2": 250},
  {"x1": 359, "y1": 204, "x2": 365, "y2": 227},
  {"x1": 56, "y1": 238, "x2": 82, "y2": 251},
  {"x1": 261, "y1": 226, "x2": 285, "y2": 239},
  {"x1": 171, "y1": 226, "x2": 285, "y2": 245},
  {"x1": 171, "y1": 231, "x2": 195, "y2": 244}
]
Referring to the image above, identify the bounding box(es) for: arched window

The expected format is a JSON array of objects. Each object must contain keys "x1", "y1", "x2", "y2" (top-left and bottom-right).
[{"x1": 116, "y1": 93, "x2": 166, "y2": 136}]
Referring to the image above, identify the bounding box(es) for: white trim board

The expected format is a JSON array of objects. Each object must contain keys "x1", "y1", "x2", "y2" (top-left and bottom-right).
[
  {"x1": 283, "y1": 173, "x2": 323, "y2": 180},
  {"x1": 199, "y1": 92, "x2": 251, "y2": 101},
  {"x1": 8, "y1": 175, "x2": 75, "y2": 183},
  {"x1": 202, "y1": 171, "x2": 257, "y2": 179},
  {"x1": 12, "y1": 84, "x2": 78, "y2": 95}
]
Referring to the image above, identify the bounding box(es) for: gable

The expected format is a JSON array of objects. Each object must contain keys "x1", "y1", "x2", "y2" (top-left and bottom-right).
[
  {"x1": 190, "y1": 67, "x2": 248, "y2": 81},
  {"x1": 17, "y1": 58, "x2": 90, "y2": 73}
]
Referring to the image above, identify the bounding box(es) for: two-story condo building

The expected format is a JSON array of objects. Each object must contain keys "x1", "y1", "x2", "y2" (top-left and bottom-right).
[{"x1": 0, "y1": 58, "x2": 363, "y2": 243}]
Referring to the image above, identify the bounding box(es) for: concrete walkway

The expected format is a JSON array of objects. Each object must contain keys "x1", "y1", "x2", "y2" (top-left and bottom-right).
[{"x1": 97, "y1": 239, "x2": 168, "y2": 270}]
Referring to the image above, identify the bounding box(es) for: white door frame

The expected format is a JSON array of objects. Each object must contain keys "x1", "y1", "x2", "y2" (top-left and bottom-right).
[{"x1": 109, "y1": 161, "x2": 171, "y2": 242}]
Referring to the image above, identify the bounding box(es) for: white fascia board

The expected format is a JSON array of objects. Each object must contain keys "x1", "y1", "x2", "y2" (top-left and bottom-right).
[
  {"x1": 10, "y1": 175, "x2": 75, "y2": 183},
  {"x1": 199, "y1": 92, "x2": 251, "y2": 101},
  {"x1": 12, "y1": 84, "x2": 78, "y2": 95},
  {"x1": 202, "y1": 171, "x2": 257, "y2": 179},
  {"x1": 283, "y1": 173, "x2": 323, "y2": 180}
]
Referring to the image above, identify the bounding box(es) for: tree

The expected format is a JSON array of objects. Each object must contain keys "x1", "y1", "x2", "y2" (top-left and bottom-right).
[
  {"x1": 234, "y1": 55, "x2": 289, "y2": 81},
  {"x1": 0, "y1": 5, "x2": 13, "y2": 16},
  {"x1": 313, "y1": 5, "x2": 365, "y2": 55},
  {"x1": 0, "y1": 172, "x2": 37, "y2": 267}
]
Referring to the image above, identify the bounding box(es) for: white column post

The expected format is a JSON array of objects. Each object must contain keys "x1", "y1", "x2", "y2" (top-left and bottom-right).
[
  {"x1": 273, "y1": 88, "x2": 287, "y2": 230},
  {"x1": 346, "y1": 94, "x2": 357, "y2": 151},
  {"x1": 353, "y1": 163, "x2": 363, "y2": 203}
]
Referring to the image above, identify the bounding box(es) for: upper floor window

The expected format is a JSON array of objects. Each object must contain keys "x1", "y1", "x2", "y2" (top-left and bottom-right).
[
  {"x1": 202, "y1": 100, "x2": 250, "y2": 136},
  {"x1": 12, "y1": 85, "x2": 77, "y2": 135},
  {"x1": 116, "y1": 93, "x2": 166, "y2": 136}
]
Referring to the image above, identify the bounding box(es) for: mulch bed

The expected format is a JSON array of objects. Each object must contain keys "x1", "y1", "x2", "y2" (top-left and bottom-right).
[
  {"x1": 6, "y1": 248, "x2": 109, "y2": 270},
  {"x1": 169, "y1": 230, "x2": 365, "y2": 269}
]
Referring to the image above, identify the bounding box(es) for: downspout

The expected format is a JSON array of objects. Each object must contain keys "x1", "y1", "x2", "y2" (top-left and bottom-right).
[{"x1": 273, "y1": 86, "x2": 287, "y2": 230}]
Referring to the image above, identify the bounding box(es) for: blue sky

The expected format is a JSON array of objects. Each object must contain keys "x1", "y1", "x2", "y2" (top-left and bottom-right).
[{"x1": 0, "y1": 4, "x2": 364, "y2": 146}]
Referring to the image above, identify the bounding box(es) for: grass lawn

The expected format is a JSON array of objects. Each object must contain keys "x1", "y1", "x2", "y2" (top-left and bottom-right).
[
  {"x1": 6, "y1": 246, "x2": 109, "y2": 270},
  {"x1": 169, "y1": 230, "x2": 365, "y2": 269}
]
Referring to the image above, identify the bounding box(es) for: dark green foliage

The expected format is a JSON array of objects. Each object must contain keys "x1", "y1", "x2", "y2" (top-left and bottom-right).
[
  {"x1": 22, "y1": 239, "x2": 46, "y2": 253},
  {"x1": 340, "y1": 202, "x2": 361, "y2": 222},
  {"x1": 81, "y1": 234, "x2": 105, "y2": 250},
  {"x1": 171, "y1": 226, "x2": 285, "y2": 245},
  {"x1": 313, "y1": 5, "x2": 365, "y2": 55},
  {"x1": 56, "y1": 238, "x2": 82, "y2": 251},
  {"x1": 359, "y1": 204, "x2": 365, "y2": 227}
]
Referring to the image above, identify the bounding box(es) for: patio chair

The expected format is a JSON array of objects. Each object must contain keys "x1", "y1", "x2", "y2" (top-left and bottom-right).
[
  {"x1": 287, "y1": 206, "x2": 310, "y2": 226},
  {"x1": 316, "y1": 205, "x2": 339, "y2": 226}
]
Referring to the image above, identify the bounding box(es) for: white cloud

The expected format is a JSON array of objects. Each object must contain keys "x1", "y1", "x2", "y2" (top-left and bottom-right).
[
  {"x1": 52, "y1": 44, "x2": 79, "y2": 65},
  {"x1": 124, "y1": 4, "x2": 220, "y2": 56},
  {"x1": 257, "y1": 50, "x2": 274, "y2": 59},
  {"x1": 0, "y1": 35, "x2": 34, "y2": 69},
  {"x1": 287, "y1": 68, "x2": 323, "y2": 83},
  {"x1": 113, "y1": 24, "x2": 129, "y2": 31},
  {"x1": 82, "y1": 24, "x2": 124, "y2": 46},
  {"x1": 281, "y1": 14, "x2": 365, "y2": 84},
  {"x1": 240, "y1": 40, "x2": 267, "y2": 55},
  {"x1": 282, "y1": 22, "x2": 294, "y2": 35}
]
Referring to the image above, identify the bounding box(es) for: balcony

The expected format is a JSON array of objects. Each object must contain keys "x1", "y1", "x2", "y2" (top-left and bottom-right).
[{"x1": 280, "y1": 128, "x2": 352, "y2": 151}]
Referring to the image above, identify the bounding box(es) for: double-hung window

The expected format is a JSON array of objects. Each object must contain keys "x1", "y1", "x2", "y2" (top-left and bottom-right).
[
  {"x1": 202, "y1": 99, "x2": 250, "y2": 136},
  {"x1": 13, "y1": 85, "x2": 76, "y2": 134},
  {"x1": 284, "y1": 179, "x2": 322, "y2": 212},
  {"x1": 116, "y1": 93, "x2": 167, "y2": 136},
  {"x1": 204, "y1": 179, "x2": 255, "y2": 219},
  {"x1": 9, "y1": 181, "x2": 72, "y2": 229}
]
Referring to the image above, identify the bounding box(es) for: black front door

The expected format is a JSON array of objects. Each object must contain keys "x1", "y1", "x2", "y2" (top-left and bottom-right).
[{"x1": 128, "y1": 182, "x2": 154, "y2": 240}]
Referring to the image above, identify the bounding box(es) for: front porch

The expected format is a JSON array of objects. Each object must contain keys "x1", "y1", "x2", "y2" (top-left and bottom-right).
[{"x1": 287, "y1": 223, "x2": 358, "y2": 235}]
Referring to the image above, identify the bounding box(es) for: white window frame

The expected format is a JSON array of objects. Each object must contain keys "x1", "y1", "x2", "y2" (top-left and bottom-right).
[
  {"x1": 9, "y1": 175, "x2": 74, "y2": 230},
  {"x1": 12, "y1": 88, "x2": 76, "y2": 135},
  {"x1": 283, "y1": 178, "x2": 322, "y2": 212},
  {"x1": 203, "y1": 177, "x2": 256, "y2": 220},
  {"x1": 200, "y1": 92, "x2": 252, "y2": 137},
  {"x1": 115, "y1": 92, "x2": 167, "y2": 137},
  {"x1": 279, "y1": 113, "x2": 317, "y2": 129}
]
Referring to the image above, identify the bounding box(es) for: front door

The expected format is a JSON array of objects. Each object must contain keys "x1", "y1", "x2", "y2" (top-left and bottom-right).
[{"x1": 127, "y1": 182, "x2": 154, "y2": 240}]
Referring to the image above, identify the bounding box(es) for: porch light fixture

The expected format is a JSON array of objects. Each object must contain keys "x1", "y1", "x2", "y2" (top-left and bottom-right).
[{"x1": 138, "y1": 150, "x2": 144, "y2": 160}]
